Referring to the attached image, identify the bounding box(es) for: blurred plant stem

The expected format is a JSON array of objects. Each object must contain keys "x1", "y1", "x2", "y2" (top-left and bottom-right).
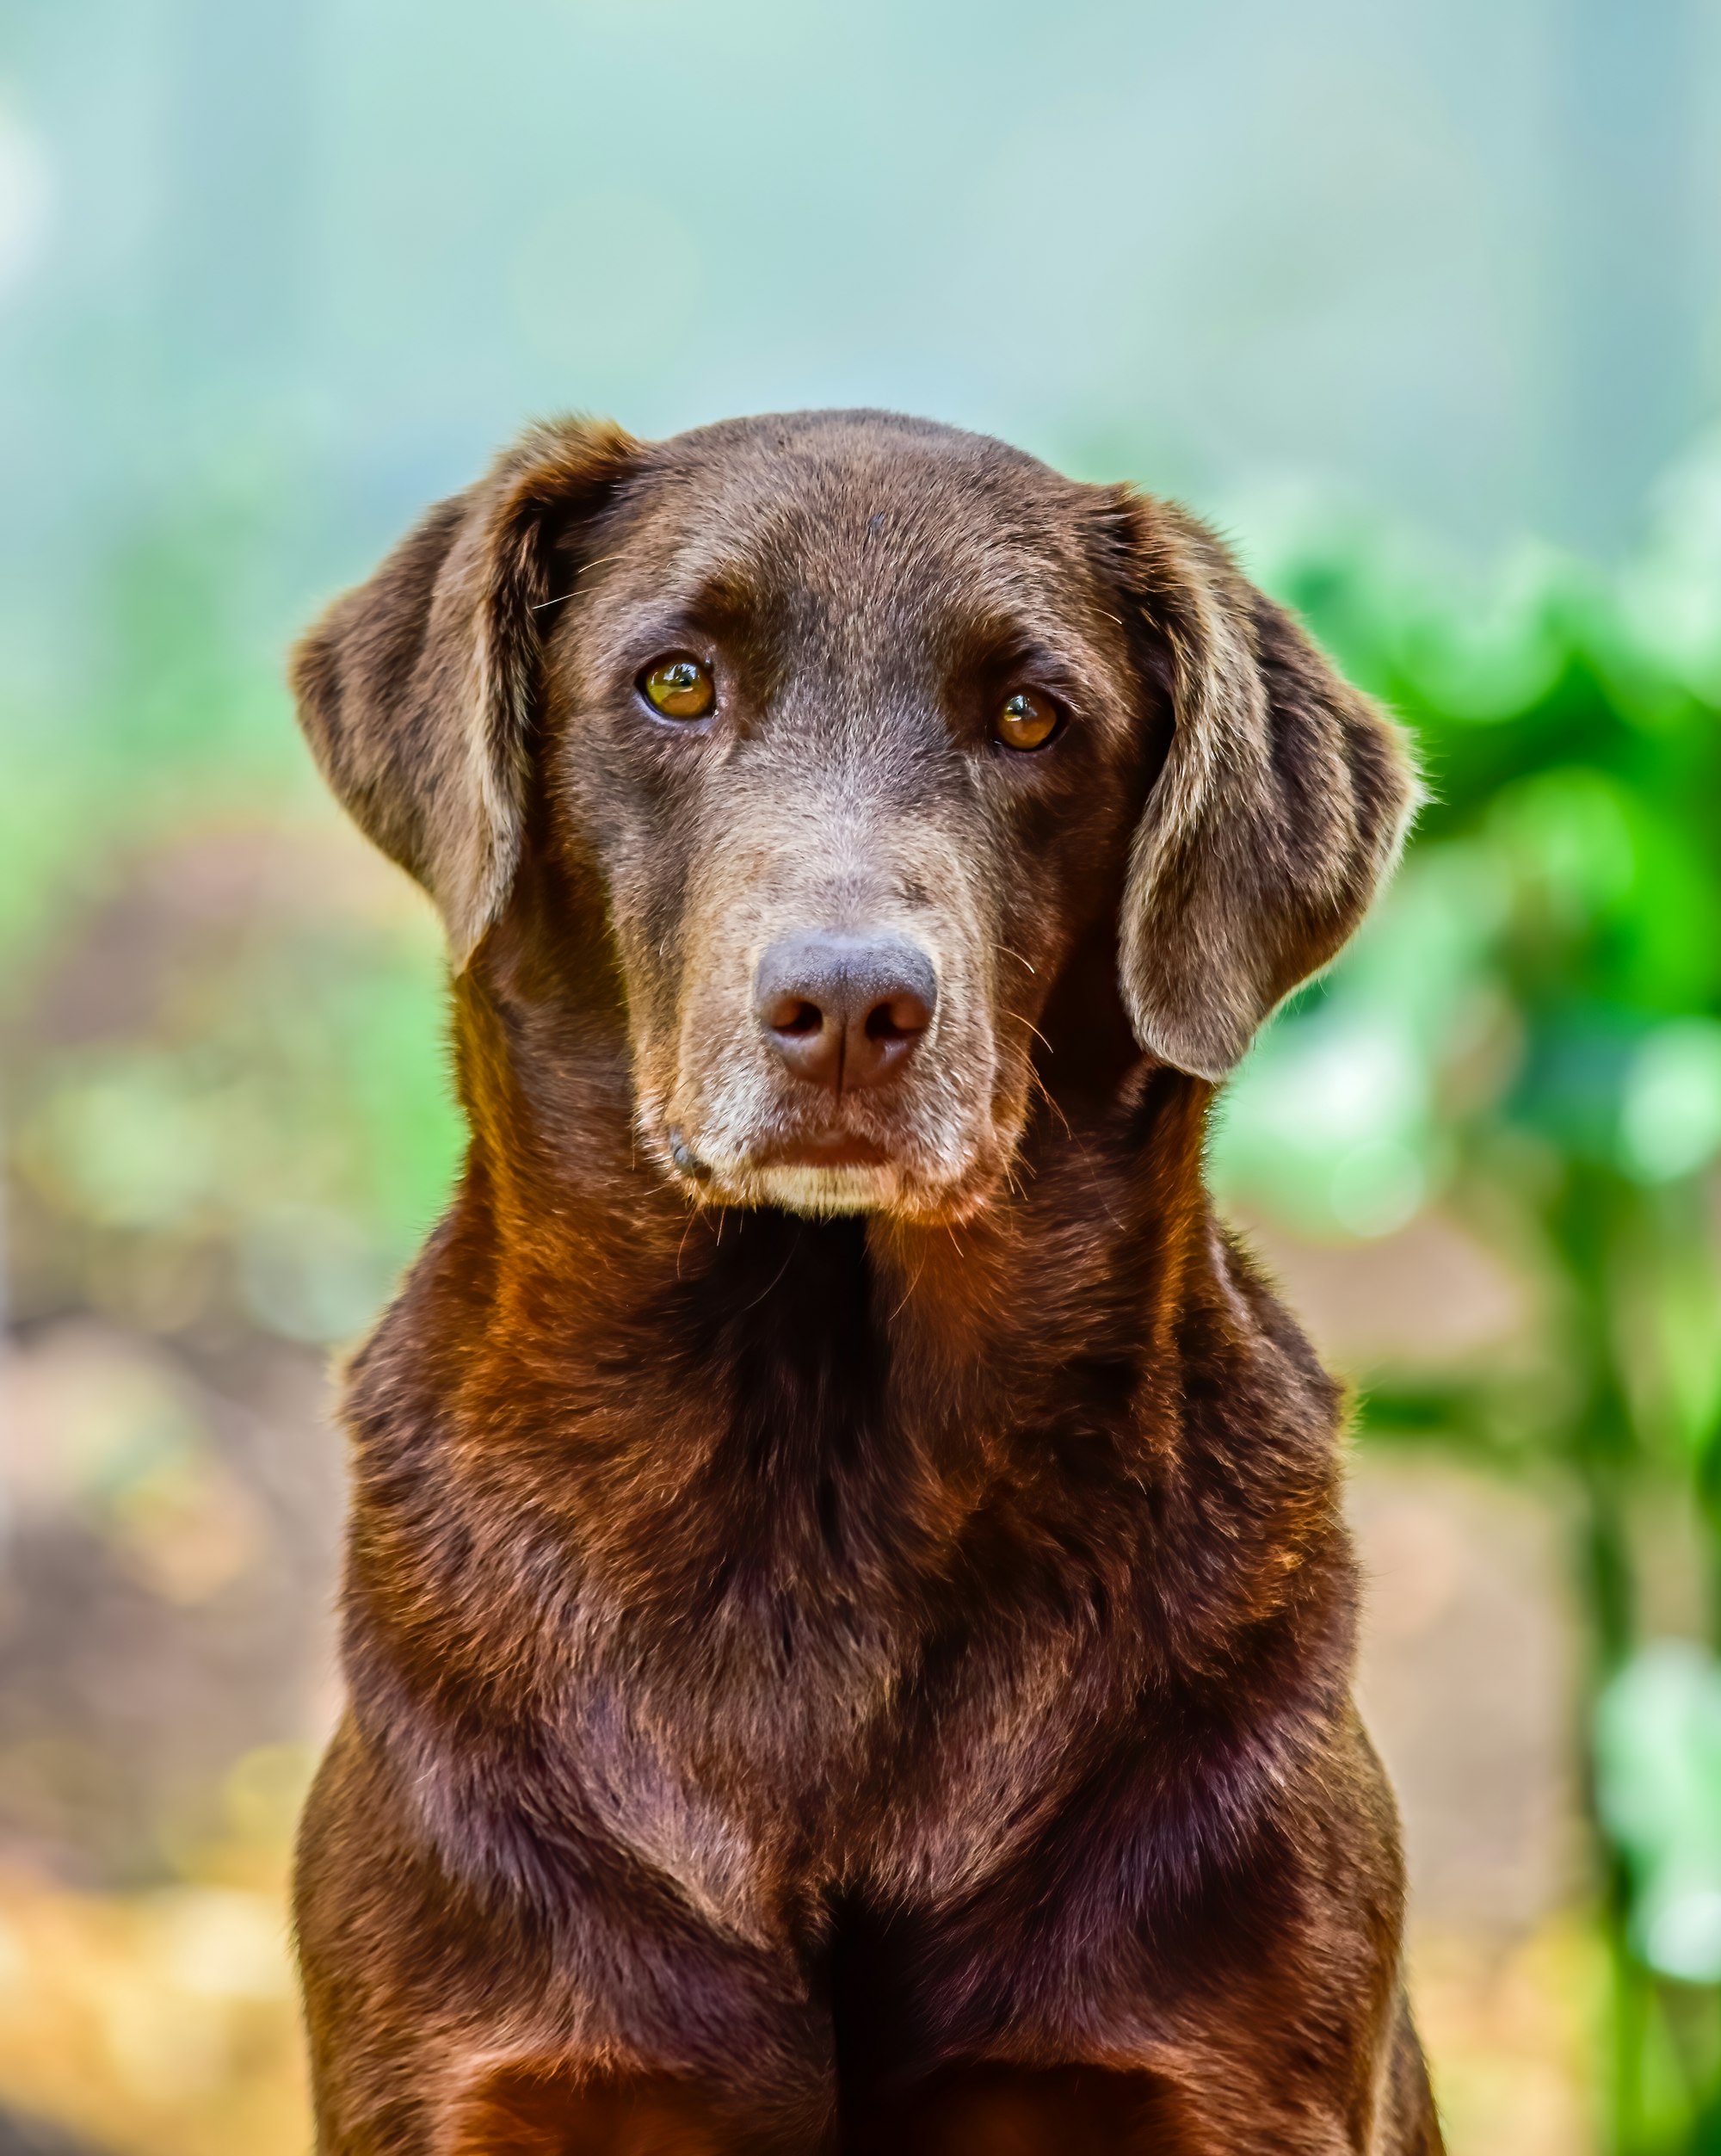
[
  {"x1": 1559, "y1": 1171, "x2": 1721, "y2": 2149},
  {"x1": 1552, "y1": 1170, "x2": 1646, "y2": 2146}
]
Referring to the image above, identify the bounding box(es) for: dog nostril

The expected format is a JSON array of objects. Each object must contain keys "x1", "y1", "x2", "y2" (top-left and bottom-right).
[
  {"x1": 768, "y1": 998, "x2": 825, "y2": 1040},
  {"x1": 863, "y1": 992, "x2": 932, "y2": 1044}
]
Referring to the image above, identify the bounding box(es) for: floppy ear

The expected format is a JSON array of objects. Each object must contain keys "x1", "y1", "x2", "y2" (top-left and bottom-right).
[
  {"x1": 290, "y1": 417, "x2": 638, "y2": 965},
  {"x1": 1095, "y1": 490, "x2": 1421, "y2": 1081}
]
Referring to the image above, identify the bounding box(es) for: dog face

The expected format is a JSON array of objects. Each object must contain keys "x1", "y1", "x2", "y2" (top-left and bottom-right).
[
  {"x1": 534, "y1": 417, "x2": 1157, "y2": 1221},
  {"x1": 293, "y1": 411, "x2": 1416, "y2": 1224}
]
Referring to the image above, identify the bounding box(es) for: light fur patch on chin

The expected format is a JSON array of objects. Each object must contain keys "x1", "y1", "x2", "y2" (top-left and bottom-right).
[{"x1": 749, "y1": 1163, "x2": 901, "y2": 1217}]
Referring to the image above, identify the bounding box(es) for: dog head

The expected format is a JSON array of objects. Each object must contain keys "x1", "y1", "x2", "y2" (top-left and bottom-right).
[{"x1": 293, "y1": 411, "x2": 1415, "y2": 1224}]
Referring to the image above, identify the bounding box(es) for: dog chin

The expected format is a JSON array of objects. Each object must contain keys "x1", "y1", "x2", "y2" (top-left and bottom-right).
[
  {"x1": 685, "y1": 1147, "x2": 1009, "y2": 1226},
  {"x1": 747, "y1": 1161, "x2": 902, "y2": 1217}
]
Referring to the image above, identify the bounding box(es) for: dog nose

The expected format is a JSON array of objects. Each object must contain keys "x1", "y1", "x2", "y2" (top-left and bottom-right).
[{"x1": 755, "y1": 931, "x2": 937, "y2": 1093}]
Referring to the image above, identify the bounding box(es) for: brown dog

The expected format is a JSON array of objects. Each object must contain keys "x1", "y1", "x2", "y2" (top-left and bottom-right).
[{"x1": 289, "y1": 410, "x2": 1443, "y2": 2154}]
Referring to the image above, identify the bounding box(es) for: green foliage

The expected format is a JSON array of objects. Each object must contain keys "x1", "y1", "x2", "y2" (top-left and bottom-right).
[
  {"x1": 1, "y1": 507, "x2": 463, "y2": 1356},
  {"x1": 1215, "y1": 442, "x2": 1721, "y2": 2151},
  {"x1": 1598, "y1": 1645, "x2": 1721, "y2": 1986}
]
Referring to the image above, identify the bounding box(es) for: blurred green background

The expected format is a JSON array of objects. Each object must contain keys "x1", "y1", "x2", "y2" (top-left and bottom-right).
[{"x1": 2, "y1": 3, "x2": 1720, "y2": 2150}]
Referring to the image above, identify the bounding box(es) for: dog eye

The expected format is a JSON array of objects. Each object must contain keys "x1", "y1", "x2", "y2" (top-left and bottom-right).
[
  {"x1": 640, "y1": 655, "x2": 715, "y2": 721},
  {"x1": 994, "y1": 689, "x2": 1060, "y2": 751}
]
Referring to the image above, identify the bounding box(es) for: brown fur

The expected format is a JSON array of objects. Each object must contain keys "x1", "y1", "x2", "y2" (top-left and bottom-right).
[{"x1": 289, "y1": 410, "x2": 1441, "y2": 2153}]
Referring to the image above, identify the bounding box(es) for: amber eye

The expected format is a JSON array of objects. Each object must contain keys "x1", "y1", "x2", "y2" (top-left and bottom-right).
[
  {"x1": 641, "y1": 655, "x2": 715, "y2": 721},
  {"x1": 994, "y1": 689, "x2": 1060, "y2": 751}
]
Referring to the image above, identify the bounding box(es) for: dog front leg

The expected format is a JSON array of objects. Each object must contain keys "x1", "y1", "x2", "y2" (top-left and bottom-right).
[
  {"x1": 438, "y1": 2060, "x2": 819, "y2": 2156},
  {"x1": 296, "y1": 1721, "x2": 836, "y2": 2156}
]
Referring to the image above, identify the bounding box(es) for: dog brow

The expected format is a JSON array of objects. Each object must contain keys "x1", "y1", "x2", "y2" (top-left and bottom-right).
[{"x1": 529, "y1": 553, "x2": 631, "y2": 609}]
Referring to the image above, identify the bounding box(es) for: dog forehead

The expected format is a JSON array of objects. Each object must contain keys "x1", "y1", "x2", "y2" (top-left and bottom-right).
[{"x1": 608, "y1": 411, "x2": 1102, "y2": 628}]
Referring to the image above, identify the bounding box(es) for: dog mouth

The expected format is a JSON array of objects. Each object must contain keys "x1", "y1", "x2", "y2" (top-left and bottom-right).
[
  {"x1": 662, "y1": 1123, "x2": 897, "y2": 1216},
  {"x1": 659, "y1": 1112, "x2": 1012, "y2": 1225},
  {"x1": 653, "y1": 1000, "x2": 1020, "y2": 1222},
  {"x1": 667, "y1": 1123, "x2": 893, "y2": 1185}
]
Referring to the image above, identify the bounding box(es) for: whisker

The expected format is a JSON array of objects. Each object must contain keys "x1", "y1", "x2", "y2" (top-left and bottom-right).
[
  {"x1": 675, "y1": 1203, "x2": 700, "y2": 1279},
  {"x1": 1026, "y1": 1060, "x2": 1073, "y2": 1143},
  {"x1": 529, "y1": 553, "x2": 628, "y2": 610},
  {"x1": 1004, "y1": 1007, "x2": 1054, "y2": 1058},
  {"x1": 888, "y1": 1251, "x2": 928, "y2": 1325},
  {"x1": 739, "y1": 1246, "x2": 797, "y2": 1315}
]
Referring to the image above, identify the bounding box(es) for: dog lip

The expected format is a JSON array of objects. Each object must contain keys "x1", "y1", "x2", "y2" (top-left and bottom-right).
[
  {"x1": 756, "y1": 1133, "x2": 893, "y2": 1169},
  {"x1": 668, "y1": 1128, "x2": 712, "y2": 1181}
]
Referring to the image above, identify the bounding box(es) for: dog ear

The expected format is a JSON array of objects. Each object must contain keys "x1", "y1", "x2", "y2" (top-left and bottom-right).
[
  {"x1": 1093, "y1": 489, "x2": 1420, "y2": 1081},
  {"x1": 290, "y1": 417, "x2": 638, "y2": 966}
]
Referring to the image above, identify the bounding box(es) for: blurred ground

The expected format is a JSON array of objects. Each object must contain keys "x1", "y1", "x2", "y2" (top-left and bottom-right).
[
  {"x1": 0, "y1": 1319, "x2": 330, "y2": 2156},
  {"x1": 1257, "y1": 1212, "x2": 1600, "y2": 2153},
  {"x1": 1356, "y1": 1456, "x2": 1598, "y2": 2156}
]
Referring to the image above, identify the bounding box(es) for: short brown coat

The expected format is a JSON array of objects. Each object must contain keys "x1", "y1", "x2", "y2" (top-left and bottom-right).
[{"x1": 290, "y1": 410, "x2": 1441, "y2": 2153}]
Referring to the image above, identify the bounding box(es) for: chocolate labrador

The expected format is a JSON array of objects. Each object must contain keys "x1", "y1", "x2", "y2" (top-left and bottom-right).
[{"x1": 290, "y1": 410, "x2": 1443, "y2": 2153}]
